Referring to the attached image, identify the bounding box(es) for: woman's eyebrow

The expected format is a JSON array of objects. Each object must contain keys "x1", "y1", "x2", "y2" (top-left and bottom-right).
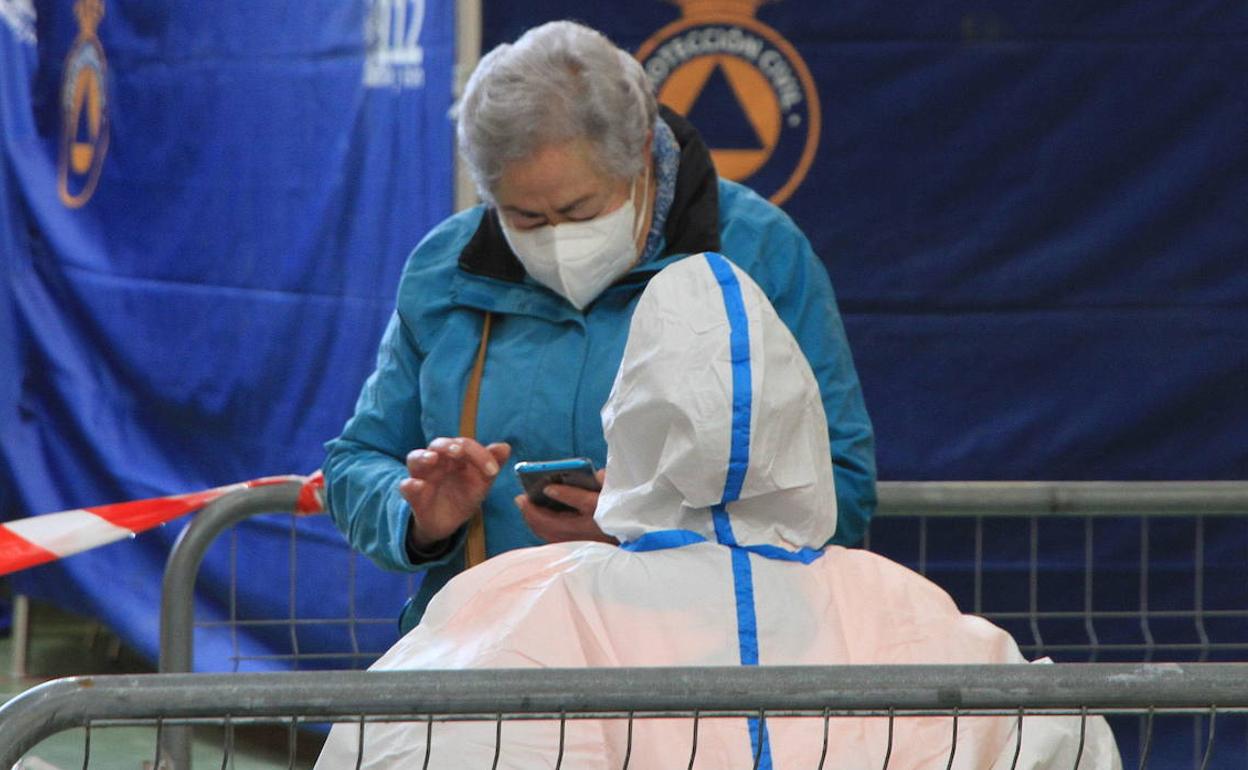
[
  {"x1": 503, "y1": 193, "x2": 596, "y2": 220},
  {"x1": 503, "y1": 204, "x2": 544, "y2": 218},
  {"x1": 555, "y1": 194, "x2": 595, "y2": 215}
]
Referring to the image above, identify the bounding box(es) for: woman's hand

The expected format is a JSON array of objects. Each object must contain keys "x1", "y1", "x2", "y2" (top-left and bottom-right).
[
  {"x1": 399, "y1": 438, "x2": 511, "y2": 549},
  {"x1": 516, "y1": 469, "x2": 617, "y2": 545}
]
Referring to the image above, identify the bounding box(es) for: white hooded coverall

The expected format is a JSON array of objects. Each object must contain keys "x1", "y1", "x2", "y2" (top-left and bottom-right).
[{"x1": 316, "y1": 253, "x2": 1120, "y2": 769}]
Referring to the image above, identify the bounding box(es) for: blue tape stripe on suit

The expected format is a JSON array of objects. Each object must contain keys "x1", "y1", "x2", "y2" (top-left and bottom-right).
[
  {"x1": 619, "y1": 529, "x2": 707, "y2": 552},
  {"x1": 703, "y1": 252, "x2": 773, "y2": 769},
  {"x1": 706, "y1": 253, "x2": 753, "y2": 509},
  {"x1": 621, "y1": 528, "x2": 826, "y2": 563}
]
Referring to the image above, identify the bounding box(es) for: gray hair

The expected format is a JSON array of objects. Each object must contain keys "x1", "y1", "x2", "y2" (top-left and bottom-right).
[{"x1": 457, "y1": 21, "x2": 658, "y2": 205}]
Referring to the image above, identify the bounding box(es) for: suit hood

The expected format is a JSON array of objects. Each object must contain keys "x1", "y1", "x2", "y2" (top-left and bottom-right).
[{"x1": 596, "y1": 252, "x2": 837, "y2": 551}]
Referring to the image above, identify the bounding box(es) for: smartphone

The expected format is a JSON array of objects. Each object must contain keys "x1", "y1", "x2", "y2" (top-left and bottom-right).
[{"x1": 514, "y1": 458, "x2": 601, "y2": 513}]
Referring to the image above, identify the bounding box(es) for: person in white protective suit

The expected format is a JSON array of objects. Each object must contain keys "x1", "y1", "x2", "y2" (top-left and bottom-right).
[{"x1": 316, "y1": 252, "x2": 1121, "y2": 770}]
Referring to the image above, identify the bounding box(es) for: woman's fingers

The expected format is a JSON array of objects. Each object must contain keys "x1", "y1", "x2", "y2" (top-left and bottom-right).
[
  {"x1": 544, "y1": 468, "x2": 604, "y2": 515},
  {"x1": 516, "y1": 494, "x2": 569, "y2": 543},
  {"x1": 427, "y1": 437, "x2": 504, "y2": 479},
  {"x1": 543, "y1": 483, "x2": 599, "y2": 516},
  {"x1": 401, "y1": 440, "x2": 513, "y2": 542},
  {"x1": 398, "y1": 477, "x2": 433, "y2": 519},
  {"x1": 485, "y1": 442, "x2": 512, "y2": 466},
  {"x1": 516, "y1": 493, "x2": 617, "y2": 545}
]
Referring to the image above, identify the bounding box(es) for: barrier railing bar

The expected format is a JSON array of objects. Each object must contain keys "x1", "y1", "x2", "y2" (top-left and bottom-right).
[
  {"x1": 193, "y1": 618, "x2": 395, "y2": 628},
  {"x1": 160, "y1": 482, "x2": 305, "y2": 674},
  {"x1": 980, "y1": 610, "x2": 1248, "y2": 620},
  {"x1": 621, "y1": 712, "x2": 633, "y2": 770},
  {"x1": 1084, "y1": 517, "x2": 1099, "y2": 662},
  {"x1": 972, "y1": 517, "x2": 983, "y2": 614},
  {"x1": 229, "y1": 525, "x2": 240, "y2": 673},
  {"x1": 159, "y1": 481, "x2": 304, "y2": 770},
  {"x1": 346, "y1": 546, "x2": 362, "y2": 663},
  {"x1": 1010, "y1": 643, "x2": 1248, "y2": 652},
  {"x1": 151, "y1": 719, "x2": 162, "y2": 770},
  {"x1": 1009, "y1": 709, "x2": 1022, "y2": 770},
  {"x1": 491, "y1": 712, "x2": 502, "y2": 770},
  {"x1": 33, "y1": 704, "x2": 1248, "y2": 726},
  {"x1": 6, "y1": 664, "x2": 1248, "y2": 767},
  {"x1": 208, "y1": 652, "x2": 400, "y2": 662},
  {"x1": 686, "y1": 708, "x2": 699, "y2": 769},
  {"x1": 1138, "y1": 708, "x2": 1155, "y2": 770},
  {"x1": 816, "y1": 706, "x2": 831, "y2": 770},
  {"x1": 1029, "y1": 516, "x2": 1043, "y2": 656},
  {"x1": 287, "y1": 718, "x2": 299, "y2": 770},
  {"x1": 943, "y1": 707, "x2": 958, "y2": 770},
  {"x1": 917, "y1": 515, "x2": 928, "y2": 575},
  {"x1": 1196, "y1": 707, "x2": 1215, "y2": 770},
  {"x1": 1140, "y1": 519, "x2": 1155, "y2": 664},
  {"x1": 873, "y1": 481, "x2": 1248, "y2": 517},
  {"x1": 1193, "y1": 516, "x2": 1210, "y2": 664},
  {"x1": 287, "y1": 514, "x2": 300, "y2": 667}
]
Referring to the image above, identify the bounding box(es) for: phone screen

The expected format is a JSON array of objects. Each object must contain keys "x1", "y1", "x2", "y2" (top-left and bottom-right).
[{"x1": 514, "y1": 458, "x2": 600, "y2": 513}]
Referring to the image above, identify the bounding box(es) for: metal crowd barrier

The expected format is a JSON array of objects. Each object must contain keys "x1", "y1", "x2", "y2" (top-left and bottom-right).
[
  {"x1": 158, "y1": 480, "x2": 1248, "y2": 676},
  {"x1": 5, "y1": 664, "x2": 1248, "y2": 769},
  {"x1": 160, "y1": 482, "x2": 417, "y2": 676},
  {"x1": 866, "y1": 481, "x2": 1248, "y2": 663}
]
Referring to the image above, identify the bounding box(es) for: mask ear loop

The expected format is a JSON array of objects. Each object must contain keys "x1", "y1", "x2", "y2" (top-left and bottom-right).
[{"x1": 631, "y1": 161, "x2": 653, "y2": 255}]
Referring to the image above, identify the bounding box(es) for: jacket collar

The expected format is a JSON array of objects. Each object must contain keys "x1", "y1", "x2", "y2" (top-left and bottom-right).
[{"x1": 456, "y1": 107, "x2": 721, "y2": 285}]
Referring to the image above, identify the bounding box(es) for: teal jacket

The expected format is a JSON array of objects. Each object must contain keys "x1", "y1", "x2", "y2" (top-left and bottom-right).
[{"x1": 324, "y1": 114, "x2": 876, "y2": 632}]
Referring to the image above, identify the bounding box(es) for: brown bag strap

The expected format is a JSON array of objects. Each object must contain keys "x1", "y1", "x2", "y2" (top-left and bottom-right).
[{"x1": 460, "y1": 312, "x2": 493, "y2": 569}]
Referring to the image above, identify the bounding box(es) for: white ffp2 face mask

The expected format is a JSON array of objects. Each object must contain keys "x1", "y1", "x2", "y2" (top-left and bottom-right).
[{"x1": 500, "y1": 166, "x2": 652, "y2": 311}]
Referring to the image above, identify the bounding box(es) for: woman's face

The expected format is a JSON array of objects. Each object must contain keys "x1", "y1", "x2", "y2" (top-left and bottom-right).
[{"x1": 494, "y1": 139, "x2": 633, "y2": 231}]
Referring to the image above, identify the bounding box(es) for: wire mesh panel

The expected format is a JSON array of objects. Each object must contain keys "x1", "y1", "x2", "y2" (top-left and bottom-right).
[
  {"x1": 206, "y1": 513, "x2": 419, "y2": 671},
  {"x1": 161, "y1": 481, "x2": 1248, "y2": 676},
  {"x1": 12, "y1": 712, "x2": 1245, "y2": 770},
  {"x1": 4, "y1": 666, "x2": 1248, "y2": 770},
  {"x1": 865, "y1": 483, "x2": 1248, "y2": 663},
  {"x1": 160, "y1": 483, "x2": 419, "y2": 675}
]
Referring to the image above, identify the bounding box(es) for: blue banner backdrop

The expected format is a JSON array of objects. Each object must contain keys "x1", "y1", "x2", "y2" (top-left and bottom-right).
[
  {"x1": 496, "y1": 6, "x2": 1248, "y2": 763},
  {"x1": 3, "y1": 0, "x2": 1247, "y2": 685},
  {"x1": 485, "y1": 1, "x2": 1248, "y2": 481},
  {"x1": 2, "y1": 0, "x2": 455, "y2": 667}
]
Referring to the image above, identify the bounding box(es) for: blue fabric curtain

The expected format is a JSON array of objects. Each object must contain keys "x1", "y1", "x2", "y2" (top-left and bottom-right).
[
  {"x1": 484, "y1": 1, "x2": 1248, "y2": 482},
  {"x1": 4, "y1": 0, "x2": 1246, "y2": 690},
  {"x1": 479, "y1": 4, "x2": 1248, "y2": 765},
  {"x1": 1, "y1": 0, "x2": 455, "y2": 667}
]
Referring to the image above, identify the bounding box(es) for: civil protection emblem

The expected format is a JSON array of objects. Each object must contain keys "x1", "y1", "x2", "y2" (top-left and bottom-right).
[
  {"x1": 638, "y1": 0, "x2": 823, "y2": 204},
  {"x1": 58, "y1": 0, "x2": 109, "y2": 208},
  {"x1": 637, "y1": 0, "x2": 820, "y2": 205}
]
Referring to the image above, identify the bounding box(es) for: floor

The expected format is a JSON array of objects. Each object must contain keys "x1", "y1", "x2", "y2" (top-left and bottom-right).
[{"x1": 0, "y1": 598, "x2": 325, "y2": 769}]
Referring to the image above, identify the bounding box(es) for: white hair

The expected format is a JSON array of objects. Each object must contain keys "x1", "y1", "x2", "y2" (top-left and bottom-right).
[{"x1": 456, "y1": 20, "x2": 658, "y2": 205}]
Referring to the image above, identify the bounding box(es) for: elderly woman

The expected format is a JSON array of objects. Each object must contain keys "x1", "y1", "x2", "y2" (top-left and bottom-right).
[{"x1": 324, "y1": 20, "x2": 875, "y2": 632}]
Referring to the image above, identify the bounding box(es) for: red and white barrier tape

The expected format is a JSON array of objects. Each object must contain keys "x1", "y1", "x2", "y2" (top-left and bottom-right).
[{"x1": 0, "y1": 472, "x2": 324, "y2": 577}]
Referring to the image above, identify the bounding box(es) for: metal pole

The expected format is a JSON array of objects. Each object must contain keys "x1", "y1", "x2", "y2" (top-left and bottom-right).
[
  {"x1": 452, "y1": 0, "x2": 481, "y2": 211},
  {"x1": 158, "y1": 481, "x2": 303, "y2": 769},
  {"x1": 9, "y1": 593, "x2": 30, "y2": 679},
  {"x1": 4, "y1": 664, "x2": 1248, "y2": 768}
]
